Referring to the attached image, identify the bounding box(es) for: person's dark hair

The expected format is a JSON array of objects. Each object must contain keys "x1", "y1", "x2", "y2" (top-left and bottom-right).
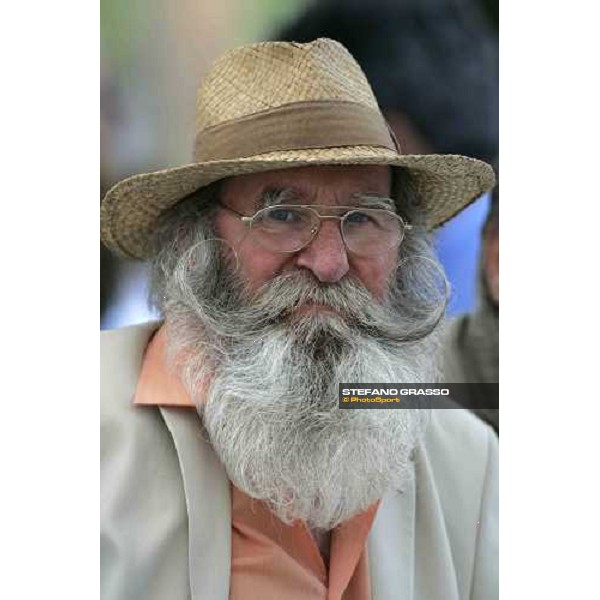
[{"x1": 277, "y1": 0, "x2": 498, "y2": 162}]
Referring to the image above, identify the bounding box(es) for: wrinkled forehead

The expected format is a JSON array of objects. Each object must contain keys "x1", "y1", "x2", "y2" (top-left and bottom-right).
[{"x1": 220, "y1": 165, "x2": 392, "y2": 210}]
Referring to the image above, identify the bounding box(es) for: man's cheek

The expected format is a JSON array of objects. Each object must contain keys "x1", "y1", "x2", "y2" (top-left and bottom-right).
[
  {"x1": 236, "y1": 252, "x2": 284, "y2": 291},
  {"x1": 354, "y1": 260, "x2": 394, "y2": 300}
]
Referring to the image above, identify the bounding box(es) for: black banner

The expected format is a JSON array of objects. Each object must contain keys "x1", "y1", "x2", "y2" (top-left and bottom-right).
[{"x1": 338, "y1": 383, "x2": 499, "y2": 409}]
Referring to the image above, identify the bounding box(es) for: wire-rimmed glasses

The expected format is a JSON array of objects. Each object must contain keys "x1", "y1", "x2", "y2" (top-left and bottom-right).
[{"x1": 221, "y1": 204, "x2": 412, "y2": 257}]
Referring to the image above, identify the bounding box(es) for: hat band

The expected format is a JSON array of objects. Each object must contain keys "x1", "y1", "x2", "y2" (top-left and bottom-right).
[{"x1": 194, "y1": 101, "x2": 398, "y2": 162}]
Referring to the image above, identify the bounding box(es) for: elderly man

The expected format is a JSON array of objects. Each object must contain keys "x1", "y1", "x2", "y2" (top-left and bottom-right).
[{"x1": 101, "y1": 39, "x2": 498, "y2": 600}]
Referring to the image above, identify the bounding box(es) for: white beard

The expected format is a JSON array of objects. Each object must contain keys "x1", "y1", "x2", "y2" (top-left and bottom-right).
[
  {"x1": 194, "y1": 309, "x2": 440, "y2": 530},
  {"x1": 158, "y1": 234, "x2": 446, "y2": 530}
]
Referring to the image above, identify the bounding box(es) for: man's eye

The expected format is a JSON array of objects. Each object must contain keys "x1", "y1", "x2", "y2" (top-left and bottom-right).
[
  {"x1": 268, "y1": 209, "x2": 301, "y2": 223},
  {"x1": 346, "y1": 211, "x2": 372, "y2": 225}
]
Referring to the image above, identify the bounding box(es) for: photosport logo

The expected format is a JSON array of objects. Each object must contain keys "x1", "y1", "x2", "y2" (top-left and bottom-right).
[{"x1": 338, "y1": 383, "x2": 499, "y2": 409}]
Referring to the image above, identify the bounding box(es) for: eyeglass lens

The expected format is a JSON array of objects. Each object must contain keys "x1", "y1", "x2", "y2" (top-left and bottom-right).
[{"x1": 250, "y1": 206, "x2": 403, "y2": 257}]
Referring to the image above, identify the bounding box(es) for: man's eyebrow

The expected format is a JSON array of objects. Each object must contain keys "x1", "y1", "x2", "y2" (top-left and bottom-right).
[
  {"x1": 255, "y1": 189, "x2": 396, "y2": 210},
  {"x1": 258, "y1": 187, "x2": 302, "y2": 208},
  {"x1": 352, "y1": 193, "x2": 396, "y2": 211}
]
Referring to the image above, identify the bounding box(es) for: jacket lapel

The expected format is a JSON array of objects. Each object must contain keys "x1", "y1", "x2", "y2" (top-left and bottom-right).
[
  {"x1": 367, "y1": 462, "x2": 416, "y2": 600},
  {"x1": 159, "y1": 406, "x2": 231, "y2": 600}
]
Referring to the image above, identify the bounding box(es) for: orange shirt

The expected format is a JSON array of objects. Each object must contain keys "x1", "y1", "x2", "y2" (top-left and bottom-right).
[{"x1": 134, "y1": 327, "x2": 379, "y2": 600}]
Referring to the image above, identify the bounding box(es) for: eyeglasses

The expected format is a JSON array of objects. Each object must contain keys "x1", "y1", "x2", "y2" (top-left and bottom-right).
[{"x1": 221, "y1": 203, "x2": 412, "y2": 257}]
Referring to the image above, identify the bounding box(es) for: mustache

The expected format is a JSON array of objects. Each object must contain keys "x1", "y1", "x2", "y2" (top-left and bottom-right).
[
  {"x1": 233, "y1": 270, "x2": 444, "y2": 343},
  {"x1": 171, "y1": 236, "x2": 447, "y2": 344},
  {"x1": 245, "y1": 271, "x2": 376, "y2": 322}
]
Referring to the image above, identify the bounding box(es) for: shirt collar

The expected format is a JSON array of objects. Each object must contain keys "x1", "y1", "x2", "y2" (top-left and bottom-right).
[{"x1": 133, "y1": 325, "x2": 195, "y2": 407}]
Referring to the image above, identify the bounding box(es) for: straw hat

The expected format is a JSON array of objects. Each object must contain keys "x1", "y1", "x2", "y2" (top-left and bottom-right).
[{"x1": 101, "y1": 38, "x2": 495, "y2": 259}]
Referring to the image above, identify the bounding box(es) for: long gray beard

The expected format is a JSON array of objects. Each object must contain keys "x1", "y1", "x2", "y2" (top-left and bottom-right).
[
  {"x1": 163, "y1": 263, "x2": 443, "y2": 530},
  {"x1": 203, "y1": 314, "x2": 437, "y2": 530}
]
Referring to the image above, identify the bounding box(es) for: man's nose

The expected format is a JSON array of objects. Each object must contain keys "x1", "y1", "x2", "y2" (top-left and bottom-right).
[{"x1": 295, "y1": 220, "x2": 350, "y2": 283}]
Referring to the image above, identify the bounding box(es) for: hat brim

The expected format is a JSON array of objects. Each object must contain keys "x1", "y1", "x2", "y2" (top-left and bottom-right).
[{"x1": 100, "y1": 146, "x2": 494, "y2": 259}]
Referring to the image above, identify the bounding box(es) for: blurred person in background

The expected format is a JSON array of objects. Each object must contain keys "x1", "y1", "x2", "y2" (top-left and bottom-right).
[
  {"x1": 444, "y1": 178, "x2": 499, "y2": 432},
  {"x1": 101, "y1": 39, "x2": 498, "y2": 600}
]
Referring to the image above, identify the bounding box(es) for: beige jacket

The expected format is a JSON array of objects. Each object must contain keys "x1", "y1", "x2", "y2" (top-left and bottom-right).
[{"x1": 101, "y1": 322, "x2": 498, "y2": 600}]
